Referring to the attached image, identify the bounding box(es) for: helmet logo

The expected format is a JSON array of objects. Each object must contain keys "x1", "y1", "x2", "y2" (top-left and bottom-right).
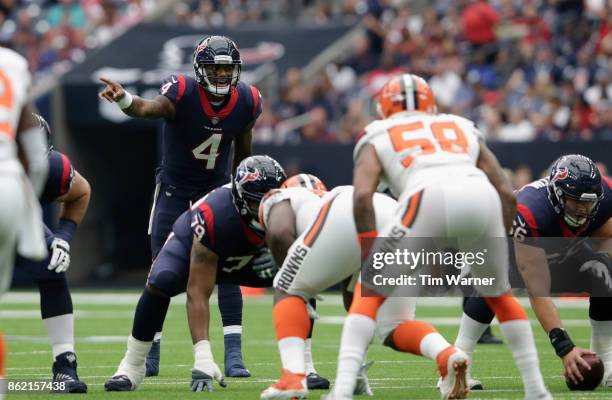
[
  {"x1": 552, "y1": 168, "x2": 568, "y2": 182},
  {"x1": 238, "y1": 169, "x2": 261, "y2": 185}
]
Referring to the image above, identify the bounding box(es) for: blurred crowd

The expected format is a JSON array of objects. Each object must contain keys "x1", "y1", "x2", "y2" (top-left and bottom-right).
[
  {"x1": 506, "y1": 160, "x2": 609, "y2": 190},
  {"x1": 252, "y1": 0, "x2": 612, "y2": 143},
  {"x1": 0, "y1": 0, "x2": 158, "y2": 78}
]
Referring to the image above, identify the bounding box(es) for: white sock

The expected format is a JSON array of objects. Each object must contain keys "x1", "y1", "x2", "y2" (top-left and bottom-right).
[
  {"x1": 455, "y1": 313, "x2": 488, "y2": 376},
  {"x1": 420, "y1": 332, "x2": 452, "y2": 361},
  {"x1": 590, "y1": 319, "x2": 612, "y2": 379},
  {"x1": 43, "y1": 314, "x2": 74, "y2": 359},
  {"x1": 278, "y1": 337, "x2": 305, "y2": 374},
  {"x1": 153, "y1": 332, "x2": 162, "y2": 342},
  {"x1": 333, "y1": 314, "x2": 376, "y2": 398},
  {"x1": 115, "y1": 335, "x2": 152, "y2": 379},
  {"x1": 304, "y1": 338, "x2": 317, "y2": 375},
  {"x1": 223, "y1": 325, "x2": 242, "y2": 335},
  {"x1": 499, "y1": 320, "x2": 547, "y2": 396}
]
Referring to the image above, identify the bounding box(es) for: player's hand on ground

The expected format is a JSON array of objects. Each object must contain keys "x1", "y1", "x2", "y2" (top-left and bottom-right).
[
  {"x1": 252, "y1": 247, "x2": 278, "y2": 279},
  {"x1": 48, "y1": 238, "x2": 70, "y2": 273},
  {"x1": 562, "y1": 347, "x2": 595, "y2": 385},
  {"x1": 99, "y1": 77, "x2": 126, "y2": 103},
  {"x1": 190, "y1": 362, "x2": 226, "y2": 392}
]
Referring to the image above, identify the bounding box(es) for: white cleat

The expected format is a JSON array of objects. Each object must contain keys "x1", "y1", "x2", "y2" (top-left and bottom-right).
[
  {"x1": 261, "y1": 369, "x2": 308, "y2": 399},
  {"x1": 524, "y1": 391, "x2": 553, "y2": 400},
  {"x1": 439, "y1": 350, "x2": 470, "y2": 400},
  {"x1": 437, "y1": 376, "x2": 482, "y2": 391},
  {"x1": 354, "y1": 361, "x2": 374, "y2": 396}
]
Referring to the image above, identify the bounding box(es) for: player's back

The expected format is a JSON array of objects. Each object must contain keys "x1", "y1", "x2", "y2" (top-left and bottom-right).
[
  {"x1": 260, "y1": 187, "x2": 324, "y2": 236},
  {"x1": 0, "y1": 47, "x2": 31, "y2": 163},
  {"x1": 355, "y1": 112, "x2": 483, "y2": 201}
]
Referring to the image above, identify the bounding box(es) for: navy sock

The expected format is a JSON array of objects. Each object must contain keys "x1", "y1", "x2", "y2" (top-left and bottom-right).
[
  {"x1": 463, "y1": 296, "x2": 495, "y2": 324},
  {"x1": 38, "y1": 277, "x2": 73, "y2": 319},
  {"x1": 224, "y1": 333, "x2": 242, "y2": 354},
  {"x1": 218, "y1": 283, "x2": 243, "y2": 328},
  {"x1": 307, "y1": 298, "x2": 316, "y2": 339},
  {"x1": 132, "y1": 288, "x2": 170, "y2": 342}
]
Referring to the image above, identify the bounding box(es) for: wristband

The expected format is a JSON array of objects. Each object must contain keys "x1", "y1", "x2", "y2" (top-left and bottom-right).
[
  {"x1": 194, "y1": 340, "x2": 214, "y2": 361},
  {"x1": 116, "y1": 91, "x2": 133, "y2": 109},
  {"x1": 549, "y1": 327, "x2": 575, "y2": 357},
  {"x1": 55, "y1": 218, "x2": 77, "y2": 243}
]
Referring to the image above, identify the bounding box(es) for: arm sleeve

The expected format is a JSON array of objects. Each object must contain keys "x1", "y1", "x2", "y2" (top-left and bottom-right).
[
  {"x1": 159, "y1": 74, "x2": 187, "y2": 105},
  {"x1": 191, "y1": 204, "x2": 216, "y2": 251}
]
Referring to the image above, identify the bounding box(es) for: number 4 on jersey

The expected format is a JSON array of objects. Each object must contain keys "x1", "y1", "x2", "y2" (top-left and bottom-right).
[{"x1": 192, "y1": 133, "x2": 222, "y2": 170}]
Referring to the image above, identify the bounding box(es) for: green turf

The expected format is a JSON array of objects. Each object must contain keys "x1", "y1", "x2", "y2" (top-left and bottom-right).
[{"x1": 3, "y1": 292, "x2": 610, "y2": 399}]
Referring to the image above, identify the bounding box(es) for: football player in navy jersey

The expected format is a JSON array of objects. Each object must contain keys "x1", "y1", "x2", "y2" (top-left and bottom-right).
[
  {"x1": 15, "y1": 114, "x2": 91, "y2": 393},
  {"x1": 99, "y1": 35, "x2": 259, "y2": 377},
  {"x1": 456, "y1": 154, "x2": 612, "y2": 390},
  {"x1": 104, "y1": 156, "x2": 285, "y2": 392}
]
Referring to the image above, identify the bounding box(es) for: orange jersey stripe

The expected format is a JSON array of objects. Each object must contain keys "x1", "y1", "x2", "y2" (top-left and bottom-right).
[
  {"x1": 401, "y1": 190, "x2": 423, "y2": 228},
  {"x1": 303, "y1": 194, "x2": 337, "y2": 247}
]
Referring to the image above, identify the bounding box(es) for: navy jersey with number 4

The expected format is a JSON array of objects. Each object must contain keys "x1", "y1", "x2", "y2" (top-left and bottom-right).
[
  {"x1": 40, "y1": 150, "x2": 75, "y2": 206},
  {"x1": 158, "y1": 75, "x2": 262, "y2": 190},
  {"x1": 170, "y1": 185, "x2": 269, "y2": 286},
  {"x1": 511, "y1": 176, "x2": 612, "y2": 263}
]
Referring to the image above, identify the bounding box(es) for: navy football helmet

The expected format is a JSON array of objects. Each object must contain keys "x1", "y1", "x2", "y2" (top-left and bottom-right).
[
  {"x1": 33, "y1": 113, "x2": 52, "y2": 152},
  {"x1": 193, "y1": 35, "x2": 242, "y2": 96},
  {"x1": 232, "y1": 155, "x2": 286, "y2": 219},
  {"x1": 547, "y1": 154, "x2": 604, "y2": 227}
]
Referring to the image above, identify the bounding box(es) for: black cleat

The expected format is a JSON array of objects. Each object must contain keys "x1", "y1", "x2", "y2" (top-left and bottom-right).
[
  {"x1": 104, "y1": 374, "x2": 134, "y2": 391},
  {"x1": 52, "y1": 352, "x2": 88, "y2": 393},
  {"x1": 477, "y1": 327, "x2": 503, "y2": 344},
  {"x1": 145, "y1": 339, "x2": 160, "y2": 377},
  {"x1": 306, "y1": 372, "x2": 330, "y2": 390}
]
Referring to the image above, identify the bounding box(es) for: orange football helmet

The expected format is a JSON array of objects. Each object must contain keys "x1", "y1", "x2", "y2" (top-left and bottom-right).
[
  {"x1": 281, "y1": 174, "x2": 328, "y2": 196},
  {"x1": 376, "y1": 74, "x2": 437, "y2": 118}
]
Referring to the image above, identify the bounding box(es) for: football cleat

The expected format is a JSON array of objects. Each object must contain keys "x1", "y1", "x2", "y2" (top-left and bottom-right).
[
  {"x1": 51, "y1": 352, "x2": 88, "y2": 393},
  {"x1": 224, "y1": 351, "x2": 251, "y2": 377},
  {"x1": 145, "y1": 339, "x2": 160, "y2": 377},
  {"x1": 437, "y1": 376, "x2": 482, "y2": 391},
  {"x1": 477, "y1": 327, "x2": 503, "y2": 345},
  {"x1": 307, "y1": 372, "x2": 330, "y2": 390},
  {"x1": 104, "y1": 375, "x2": 135, "y2": 392},
  {"x1": 524, "y1": 391, "x2": 553, "y2": 400},
  {"x1": 439, "y1": 350, "x2": 469, "y2": 400},
  {"x1": 354, "y1": 361, "x2": 374, "y2": 396},
  {"x1": 261, "y1": 369, "x2": 308, "y2": 399}
]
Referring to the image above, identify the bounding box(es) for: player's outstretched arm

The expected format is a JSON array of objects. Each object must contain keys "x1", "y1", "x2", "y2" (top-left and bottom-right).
[
  {"x1": 265, "y1": 200, "x2": 297, "y2": 266},
  {"x1": 98, "y1": 77, "x2": 175, "y2": 120},
  {"x1": 186, "y1": 238, "x2": 226, "y2": 392},
  {"x1": 232, "y1": 121, "x2": 254, "y2": 174},
  {"x1": 477, "y1": 138, "x2": 516, "y2": 231},
  {"x1": 516, "y1": 241, "x2": 594, "y2": 384}
]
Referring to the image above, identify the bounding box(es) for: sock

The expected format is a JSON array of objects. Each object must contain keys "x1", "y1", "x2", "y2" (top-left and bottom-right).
[
  {"x1": 333, "y1": 314, "x2": 376, "y2": 397},
  {"x1": 486, "y1": 295, "x2": 547, "y2": 396},
  {"x1": 223, "y1": 333, "x2": 243, "y2": 358},
  {"x1": 590, "y1": 319, "x2": 612, "y2": 379},
  {"x1": 218, "y1": 283, "x2": 243, "y2": 328},
  {"x1": 42, "y1": 314, "x2": 74, "y2": 358},
  {"x1": 115, "y1": 335, "x2": 152, "y2": 377},
  {"x1": 273, "y1": 297, "x2": 310, "y2": 375},
  {"x1": 132, "y1": 289, "x2": 170, "y2": 342},
  {"x1": 304, "y1": 339, "x2": 316, "y2": 375},
  {"x1": 38, "y1": 278, "x2": 73, "y2": 319},
  {"x1": 307, "y1": 298, "x2": 316, "y2": 339},
  {"x1": 153, "y1": 332, "x2": 162, "y2": 342},
  {"x1": 463, "y1": 296, "x2": 495, "y2": 324},
  {"x1": 455, "y1": 312, "x2": 489, "y2": 375}
]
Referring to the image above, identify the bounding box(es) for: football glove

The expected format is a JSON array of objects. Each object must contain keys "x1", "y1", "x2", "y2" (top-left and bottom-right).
[
  {"x1": 48, "y1": 238, "x2": 70, "y2": 273},
  {"x1": 191, "y1": 340, "x2": 226, "y2": 392},
  {"x1": 252, "y1": 247, "x2": 278, "y2": 279}
]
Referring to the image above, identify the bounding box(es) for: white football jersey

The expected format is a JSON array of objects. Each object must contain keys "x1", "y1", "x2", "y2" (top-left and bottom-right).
[
  {"x1": 0, "y1": 47, "x2": 31, "y2": 150},
  {"x1": 259, "y1": 187, "x2": 324, "y2": 235},
  {"x1": 354, "y1": 112, "x2": 484, "y2": 200}
]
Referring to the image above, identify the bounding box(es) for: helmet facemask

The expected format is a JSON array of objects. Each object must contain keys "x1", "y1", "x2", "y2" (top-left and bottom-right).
[
  {"x1": 555, "y1": 188, "x2": 600, "y2": 228},
  {"x1": 195, "y1": 55, "x2": 241, "y2": 96}
]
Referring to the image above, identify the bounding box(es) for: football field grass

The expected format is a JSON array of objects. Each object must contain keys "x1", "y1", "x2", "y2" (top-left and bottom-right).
[{"x1": 2, "y1": 291, "x2": 610, "y2": 399}]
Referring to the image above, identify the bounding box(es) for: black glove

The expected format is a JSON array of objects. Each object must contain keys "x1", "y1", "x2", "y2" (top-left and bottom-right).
[{"x1": 252, "y1": 247, "x2": 278, "y2": 279}]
